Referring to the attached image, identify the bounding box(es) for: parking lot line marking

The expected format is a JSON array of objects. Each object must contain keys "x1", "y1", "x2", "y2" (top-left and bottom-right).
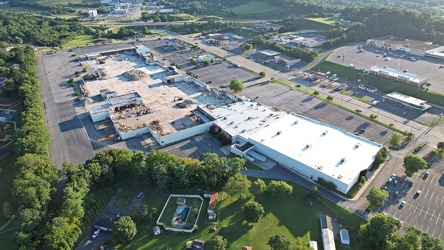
[
  {"x1": 425, "y1": 189, "x2": 430, "y2": 200},
  {"x1": 439, "y1": 232, "x2": 442, "y2": 240},
  {"x1": 430, "y1": 192, "x2": 435, "y2": 201},
  {"x1": 431, "y1": 210, "x2": 435, "y2": 221},
  {"x1": 421, "y1": 225, "x2": 424, "y2": 230},
  {"x1": 427, "y1": 227, "x2": 430, "y2": 233},
  {"x1": 433, "y1": 229, "x2": 435, "y2": 236},
  {"x1": 437, "y1": 213, "x2": 441, "y2": 224},
  {"x1": 442, "y1": 219, "x2": 444, "y2": 227},
  {"x1": 415, "y1": 221, "x2": 418, "y2": 227},
  {"x1": 441, "y1": 197, "x2": 444, "y2": 206}
]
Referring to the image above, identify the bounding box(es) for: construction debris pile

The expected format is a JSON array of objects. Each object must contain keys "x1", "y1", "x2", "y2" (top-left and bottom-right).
[
  {"x1": 123, "y1": 69, "x2": 149, "y2": 81},
  {"x1": 149, "y1": 119, "x2": 164, "y2": 136}
]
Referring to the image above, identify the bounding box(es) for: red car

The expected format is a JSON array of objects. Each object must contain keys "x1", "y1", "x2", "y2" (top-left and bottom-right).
[{"x1": 400, "y1": 176, "x2": 407, "y2": 183}]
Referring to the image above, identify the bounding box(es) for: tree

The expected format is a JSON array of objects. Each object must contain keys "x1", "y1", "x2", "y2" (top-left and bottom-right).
[
  {"x1": 2, "y1": 202, "x2": 13, "y2": 219},
  {"x1": 203, "y1": 60, "x2": 210, "y2": 66},
  {"x1": 142, "y1": 27, "x2": 150, "y2": 35},
  {"x1": 206, "y1": 235, "x2": 227, "y2": 250},
  {"x1": 358, "y1": 214, "x2": 401, "y2": 250},
  {"x1": 252, "y1": 35, "x2": 265, "y2": 46},
  {"x1": 113, "y1": 216, "x2": 137, "y2": 243},
  {"x1": 252, "y1": 178, "x2": 266, "y2": 194},
  {"x1": 308, "y1": 186, "x2": 319, "y2": 199},
  {"x1": 259, "y1": 71, "x2": 266, "y2": 78},
  {"x1": 243, "y1": 201, "x2": 264, "y2": 223},
  {"x1": 372, "y1": 148, "x2": 388, "y2": 169},
  {"x1": 244, "y1": 43, "x2": 253, "y2": 50},
  {"x1": 129, "y1": 203, "x2": 157, "y2": 222},
  {"x1": 327, "y1": 95, "x2": 333, "y2": 101},
  {"x1": 268, "y1": 233, "x2": 291, "y2": 250},
  {"x1": 404, "y1": 154, "x2": 429, "y2": 177},
  {"x1": 265, "y1": 180, "x2": 293, "y2": 197},
  {"x1": 313, "y1": 91, "x2": 319, "y2": 96},
  {"x1": 223, "y1": 174, "x2": 251, "y2": 200},
  {"x1": 366, "y1": 186, "x2": 388, "y2": 208},
  {"x1": 229, "y1": 79, "x2": 244, "y2": 92},
  {"x1": 389, "y1": 132, "x2": 403, "y2": 149},
  {"x1": 227, "y1": 158, "x2": 245, "y2": 174}
]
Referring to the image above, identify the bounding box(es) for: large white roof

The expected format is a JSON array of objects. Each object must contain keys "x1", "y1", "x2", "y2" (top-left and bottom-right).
[
  {"x1": 248, "y1": 113, "x2": 382, "y2": 184},
  {"x1": 207, "y1": 101, "x2": 282, "y2": 140}
]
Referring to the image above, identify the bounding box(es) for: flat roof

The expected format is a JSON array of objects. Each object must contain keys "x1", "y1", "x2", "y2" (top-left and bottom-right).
[
  {"x1": 369, "y1": 36, "x2": 442, "y2": 51},
  {"x1": 248, "y1": 113, "x2": 382, "y2": 184},
  {"x1": 207, "y1": 101, "x2": 282, "y2": 139},
  {"x1": 89, "y1": 103, "x2": 112, "y2": 116},
  {"x1": 322, "y1": 229, "x2": 336, "y2": 250},
  {"x1": 383, "y1": 92, "x2": 431, "y2": 109},
  {"x1": 258, "y1": 49, "x2": 282, "y2": 57},
  {"x1": 276, "y1": 54, "x2": 299, "y2": 61},
  {"x1": 370, "y1": 66, "x2": 427, "y2": 84},
  {"x1": 108, "y1": 92, "x2": 141, "y2": 105}
]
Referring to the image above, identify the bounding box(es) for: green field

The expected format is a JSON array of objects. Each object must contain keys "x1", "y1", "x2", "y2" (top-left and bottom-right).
[
  {"x1": 21, "y1": 0, "x2": 83, "y2": 6},
  {"x1": 112, "y1": 179, "x2": 364, "y2": 249},
  {"x1": 63, "y1": 34, "x2": 95, "y2": 47},
  {"x1": 306, "y1": 17, "x2": 354, "y2": 28},
  {"x1": 223, "y1": 1, "x2": 281, "y2": 15},
  {"x1": 0, "y1": 4, "x2": 45, "y2": 12}
]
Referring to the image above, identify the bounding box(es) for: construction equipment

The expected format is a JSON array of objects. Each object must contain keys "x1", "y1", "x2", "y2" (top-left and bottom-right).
[{"x1": 174, "y1": 96, "x2": 183, "y2": 101}]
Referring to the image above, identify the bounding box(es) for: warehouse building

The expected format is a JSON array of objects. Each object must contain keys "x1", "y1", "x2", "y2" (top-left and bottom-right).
[
  {"x1": 210, "y1": 101, "x2": 382, "y2": 194},
  {"x1": 382, "y1": 92, "x2": 431, "y2": 112},
  {"x1": 366, "y1": 36, "x2": 444, "y2": 59}
]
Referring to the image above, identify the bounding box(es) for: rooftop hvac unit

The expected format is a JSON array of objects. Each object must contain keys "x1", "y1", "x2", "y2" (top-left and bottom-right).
[
  {"x1": 340, "y1": 157, "x2": 346, "y2": 164},
  {"x1": 317, "y1": 166, "x2": 323, "y2": 170},
  {"x1": 355, "y1": 143, "x2": 361, "y2": 148},
  {"x1": 338, "y1": 175, "x2": 343, "y2": 179},
  {"x1": 306, "y1": 144, "x2": 311, "y2": 149},
  {"x1": 322, "y1": 130, "x2": 328, "y2": 136},
  {"x1": 277, "y1": 130, "x2": 282, "y2": 135},
  {"x1": 294, "y1": 120, "x2": 299, "y2": 124}
]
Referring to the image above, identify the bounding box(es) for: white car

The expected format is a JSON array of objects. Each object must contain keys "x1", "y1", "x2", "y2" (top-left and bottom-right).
[
  {"x1": 92, "y1": 229, "x2": 101, "y2": 239},
  {"x1": 400, "y1": 201, "x2": 406, "y2": 207}
]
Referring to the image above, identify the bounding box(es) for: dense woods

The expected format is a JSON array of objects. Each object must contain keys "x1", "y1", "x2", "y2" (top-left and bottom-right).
[
  {"x1": 0, "y1": 11, "x2": 91, "y2": 47},
  {"x1": 171, "y1": 19, "x2": 241, "y2": 35}
]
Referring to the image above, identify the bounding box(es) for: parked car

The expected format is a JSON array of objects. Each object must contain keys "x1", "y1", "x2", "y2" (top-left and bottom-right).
[
  {"x1": 423, "y1": 171, "x2": 430, "y2": 179},
  {"x1": 416, "y1": 190, "x2": 422, "y2": 196},
  {"x1": 186, "y1": 239, "x2": 205, "y2": 249},
  {"x1": 137, "y1": 192, "x2": 144, "y2": 199},
  {"x1": 92, "y1": 229, "x2": 101, "y2": 239},
  {"x1": 400, "y1": 201, "x2": 406, "y2": 208}
]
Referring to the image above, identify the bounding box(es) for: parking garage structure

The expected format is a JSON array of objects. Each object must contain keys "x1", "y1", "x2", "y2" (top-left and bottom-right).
[{"x1": 382, "y1": 92, "x2": 431, "y2": 112}]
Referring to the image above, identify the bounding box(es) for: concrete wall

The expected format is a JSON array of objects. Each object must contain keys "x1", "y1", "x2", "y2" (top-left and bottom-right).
[
  {"x1": 118, "y1": 126, "x2": 150, "y2": 140},
  {"x1": 250, "y1": 137, "x2": 354, "y2": 193},
  {"x1": 157, "y1": 122, "x2": 213, "y2": 146},
  {"x1": 187, "y1": 78, "x2": 208, "y2": 91},
  {"x1": 90, "y1": 111, "x2": 109, "y2": 122}
]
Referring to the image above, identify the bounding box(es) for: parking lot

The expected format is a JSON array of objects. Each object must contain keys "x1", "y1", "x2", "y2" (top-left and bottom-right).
[
  {"x1": 143, "y1": 39, "x2": 258, "y2": 88},
  {"x1": 241, "y1": 81, "x2": 392, "y2": 144},
  {"x1": 331, "y1": 45, "x2": 444, "y2": 93},
  {"x1": 375, "y1": 157, "x2": 444, "y2": 241}
]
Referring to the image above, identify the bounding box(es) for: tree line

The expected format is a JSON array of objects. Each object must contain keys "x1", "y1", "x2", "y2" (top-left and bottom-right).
[
  {"x1": 252, "y1": 35, "x2": 320, "y2": 63},
  {"x1": 141, "y1": 12, "x2": 197, "y2": 22},
  {"x1": 0, "y1": 11, "x2": 93, "y2": 47},
  {"x1": 170, "y1": 19, "x2": 240, "y2": 35},
  {"x1": 0, "y1": 46, "x2": 56, "y2": 249}
]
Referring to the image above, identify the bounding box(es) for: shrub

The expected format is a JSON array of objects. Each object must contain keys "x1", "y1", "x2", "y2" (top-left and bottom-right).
[{"x1": 316, "y1": 177, "x2": 337, "y2": 190}]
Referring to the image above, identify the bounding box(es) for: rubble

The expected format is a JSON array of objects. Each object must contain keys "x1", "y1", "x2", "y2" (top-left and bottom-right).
[{"x1": 123, "y1": 69, "x2": 149, "y2": 81}]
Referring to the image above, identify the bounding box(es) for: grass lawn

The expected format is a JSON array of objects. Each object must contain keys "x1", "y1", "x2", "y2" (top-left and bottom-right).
[
  {"x1": 29, "y1": 0, "x2": 83, "y2": 5},
  {"x1": 0, "y1": 4, "x2": 45, "y2": 12},
  {"x1": 0, "y1": 152, "x2": 19, "y2": 226},
  {"x1": 0, "y1": 226, "x2": 16, "y2": 249},
  {"x1": 63, "y1": 34, "x2": 95, "y2": 48},
  {"x1": 112, "y1": 179, "x2": 364, "y2": 249},
  {"x1": 306, "y1": 17, "x2": 354, "y2": 28},
  {"x1": 157, "y1": 196, "x2": 203, "y2": 228},
  {"x1": 113, "y1": 185, "x2": 144, "y2": 208},
  {"x1": 223, "y1": 1, "x2": 281, "y2": 15}
]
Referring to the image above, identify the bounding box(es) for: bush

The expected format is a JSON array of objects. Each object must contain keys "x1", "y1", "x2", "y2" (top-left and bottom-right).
[
  {"x1": 438, "y1": 142, "x2": 444, "y2": 149},
  {"x1": 316, "y1": 177, "x2": 337, "y2": 190},
  {"x1": 265, "y1": 181, "x2": 293, "y2": 197}
]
